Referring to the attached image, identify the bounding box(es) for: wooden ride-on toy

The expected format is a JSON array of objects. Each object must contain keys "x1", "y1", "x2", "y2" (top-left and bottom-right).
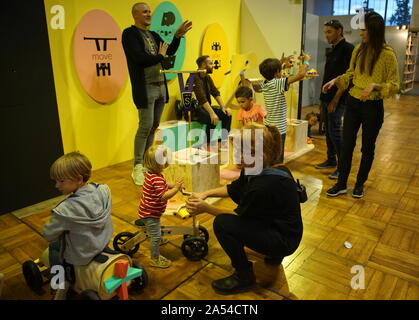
[
  {"x1": 113, "y1": 205, "x2": 209, "y2": 262},
  {"x1": 22, "y1": 248, "x2": 148, "y2": 299}
]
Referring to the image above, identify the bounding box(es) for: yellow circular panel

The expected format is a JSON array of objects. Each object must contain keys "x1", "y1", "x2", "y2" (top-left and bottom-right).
[{"x1": 201, "y1": 23, "x2": 229, "y2": 88}]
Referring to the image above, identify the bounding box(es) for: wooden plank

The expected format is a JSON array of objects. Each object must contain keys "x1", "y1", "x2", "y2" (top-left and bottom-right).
[
  {"x1": 389, "y1": 210, "x2": 419, "y2": 233},
  {"x1": 318, "y1": 229, "x2": 377, "y2": 264},
  {"x1": 336, "y1": 214, "x2": 386, "y2": 242},
  {"x1": 380, "y1": 225, "x2": 419, "y2": 255},
  {"x1": 369, "y1": 243, "x2": 419, "y2": 280},
  {"x1": 162, "y1": 263, "x2": 285, "y2": 300}
]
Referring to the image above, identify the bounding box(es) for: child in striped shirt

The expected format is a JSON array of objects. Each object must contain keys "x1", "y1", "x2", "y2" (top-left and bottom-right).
[
  {"x1": 244, "y1": 56, "x2": 308, "y2": 163},
  {"x1": 139, "y1": 145, "x2": 184, "y2": 268}
]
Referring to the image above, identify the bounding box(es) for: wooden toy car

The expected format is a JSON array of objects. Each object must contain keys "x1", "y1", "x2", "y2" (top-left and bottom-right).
[{"x1": 22, "y1": 247, "x2": 148, "y2": 300}]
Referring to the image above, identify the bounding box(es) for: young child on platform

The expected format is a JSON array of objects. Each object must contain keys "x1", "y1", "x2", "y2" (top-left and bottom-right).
[
  {"x1": 235, "y1": 86, "x2": 266, "y2": 128},
  {"x1": 139, "y1": 145, "x2": 184, "y2": 268},
  {"x1": 44, "y1": 151, "x2": 114, "y2": 299},
  {"x1": 243, "y1": 54, "x2": 309, "y2": 163},
  {"x1": 305, "y1": 111, "x2": 319, "y2": 139}
]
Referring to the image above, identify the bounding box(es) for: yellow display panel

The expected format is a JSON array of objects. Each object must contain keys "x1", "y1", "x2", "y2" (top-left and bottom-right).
[{"x1": 201, "y1": 23, "x2": 229, "y2": 88}]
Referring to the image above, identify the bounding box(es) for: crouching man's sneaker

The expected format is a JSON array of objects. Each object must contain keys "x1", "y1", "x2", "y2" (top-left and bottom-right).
[
  {"x1": 352, "y1": 185, "x2": 364, "y2": 198},
  {"x1": 211, "y1": 262, "x2": 256, "y2": 295},
  {"x1": 326, "y1": 184, "x2": 347, "y2": 197}
]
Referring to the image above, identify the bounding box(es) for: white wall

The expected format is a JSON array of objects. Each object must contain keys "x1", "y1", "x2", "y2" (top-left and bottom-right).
[
  {"x1": 240, "y1": 0, "x2": 303, "y2": 118},
  {"x1": 302, "y1": 14, "x2": 407, "y2": 108},
  {"x1": 302, "y1": 13, "x2": 320, "y2": 107}
]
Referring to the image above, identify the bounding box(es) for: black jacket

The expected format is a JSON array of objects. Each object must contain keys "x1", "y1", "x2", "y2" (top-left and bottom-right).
[
  {"x1": 227, "y1": 167, "x2": 303, "y2": 253},
  {"x1": 320, "y1": 38, "x2": 354, "y2": 103},
  {"x1": 122, "y1": 25, "x2": 181, "y2": 109}
]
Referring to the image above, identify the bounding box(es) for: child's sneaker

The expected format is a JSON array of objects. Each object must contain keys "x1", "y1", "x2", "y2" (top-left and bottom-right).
[{"x1": 150, "y1": 255, "x2": 172, "y2": 268}]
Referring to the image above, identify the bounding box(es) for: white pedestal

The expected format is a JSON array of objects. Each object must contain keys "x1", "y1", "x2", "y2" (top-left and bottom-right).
[{"x1": 285, "y1": 119, "x2": 308, "y2": 153}]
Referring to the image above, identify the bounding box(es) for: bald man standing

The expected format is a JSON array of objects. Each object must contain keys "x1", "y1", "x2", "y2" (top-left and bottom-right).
[{"x1": 122, "y1": 2, "x2": 192, "y2": 185}]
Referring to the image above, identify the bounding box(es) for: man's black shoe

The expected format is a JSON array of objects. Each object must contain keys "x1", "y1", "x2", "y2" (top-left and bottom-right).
[
  {"x1": 326, "y1": 184, "x2": 347, "y2": 197},
  {"x1": 315, "y1": 160, "x2": 337, "y2": 169},
  {"x1": 352, "y1": 185, "x2": 364, "y2": 198},
  {"x1": 211, "y1": 263, "x2": 256, "y2": 295}
]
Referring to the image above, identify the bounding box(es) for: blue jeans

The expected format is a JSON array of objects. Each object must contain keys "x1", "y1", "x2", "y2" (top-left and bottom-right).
[
  {"x1": 49, "y1": 241, "x2": 62, "y2": 267},
  {"x1": 195, "y1": 106, "x2": 232, "y2": 144},
  {"x1": 321, "y1": 100, "x2": 345, "y2": 163},
  {"x1": 142, "y1": 217, "x2": 162, "y2": 259},
  {"x1": 134, "y1": 84, "x2": 166, "y2": 165}
]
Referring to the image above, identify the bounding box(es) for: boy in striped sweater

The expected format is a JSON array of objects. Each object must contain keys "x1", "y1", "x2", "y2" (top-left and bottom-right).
[
  {"x1": 244, "y1": 56, "x2": 308, "y2": 163},
  {"x1": 139, "y1": 145, "x2": 184, "y2": 268}
]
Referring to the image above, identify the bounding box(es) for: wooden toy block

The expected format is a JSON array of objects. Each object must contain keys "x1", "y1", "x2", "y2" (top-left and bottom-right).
[
  {"x1": 116, "y1": 282, "x2": 128, "y2": 300},
  {"x1": 104, "y1": 265, "x2": 142, "y2": 299},
  {"x1": 114, "y1": 260, "x2": 128, "y2": 278},
  {"x1": 163, "y1": 148, "x2": 220, "y2": 202},
  {"x1": 175, "y1": 206, "x2": 191, "y2": 219},
  {"x1": 285, "y1": 119, "x2": 308, "y2": 153}
]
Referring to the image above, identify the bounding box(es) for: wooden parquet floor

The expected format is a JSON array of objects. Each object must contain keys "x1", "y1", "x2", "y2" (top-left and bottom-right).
[{"x1": 1, "y1": 95, "x2": 419, "y2": 300}]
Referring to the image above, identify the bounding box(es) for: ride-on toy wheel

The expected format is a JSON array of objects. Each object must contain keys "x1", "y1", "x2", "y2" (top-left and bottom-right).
[
  {"x1": 129, "y1": 262, "x2": 148, "y2": 292},
  {"x1": 183, "y1": 226, "x2": 209, "y2": 242},
  {"x1": 113, "y1": 232, "x2": 139, "y2": 255},
  {"x1": 22, "y1": 260, "x2": 44, "y2": 292},
  {"x1": 181, "y1": 237, "x2": 208, "y2": 261}
]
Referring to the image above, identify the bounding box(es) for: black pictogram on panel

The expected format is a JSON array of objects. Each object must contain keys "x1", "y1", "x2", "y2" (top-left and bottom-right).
[
  {"x1": 84, "y1": 37, "x2": 117, "y2": 51},
  {"x1": 161, "y1": 11, "x2": 175, "y2": 26},
  {"x1": 159, "y1": 30, "x2": 173, "y2": 37},
  {"x1": 213, "y1": 60, "x2": 221, "y2": 70},
  {"x1": 211, "y1": 42, "x2": 221, "y2": 51},
  {"x1": 96, "y1": 63, "x2": 111, "y2": 76}
]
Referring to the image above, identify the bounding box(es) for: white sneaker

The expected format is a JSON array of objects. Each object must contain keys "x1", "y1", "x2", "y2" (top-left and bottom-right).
[{"x1": 132, "y1": 164, "x2": 145, "y2": 186}]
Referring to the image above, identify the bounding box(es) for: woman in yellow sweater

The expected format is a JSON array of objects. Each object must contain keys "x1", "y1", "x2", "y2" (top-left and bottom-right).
[{"x1": 322, "y1": 11, "x2": 399, "y2": 198}]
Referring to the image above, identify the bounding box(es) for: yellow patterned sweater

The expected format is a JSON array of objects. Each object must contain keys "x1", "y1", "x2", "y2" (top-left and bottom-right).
[{"x1": 337, "y1": 44, "x2": 400, "y2": 100}]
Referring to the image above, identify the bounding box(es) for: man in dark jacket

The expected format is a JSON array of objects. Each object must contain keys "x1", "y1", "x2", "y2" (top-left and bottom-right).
[
  {"x1": 315, "y1": 19, "x2": 354, "y2": 180},
  {"x1": 192, "y1": 55, "x2": 232, "y2": 148},
  {"x1": 122, "y1": 2, "x2": 192, "y2": 185}
]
